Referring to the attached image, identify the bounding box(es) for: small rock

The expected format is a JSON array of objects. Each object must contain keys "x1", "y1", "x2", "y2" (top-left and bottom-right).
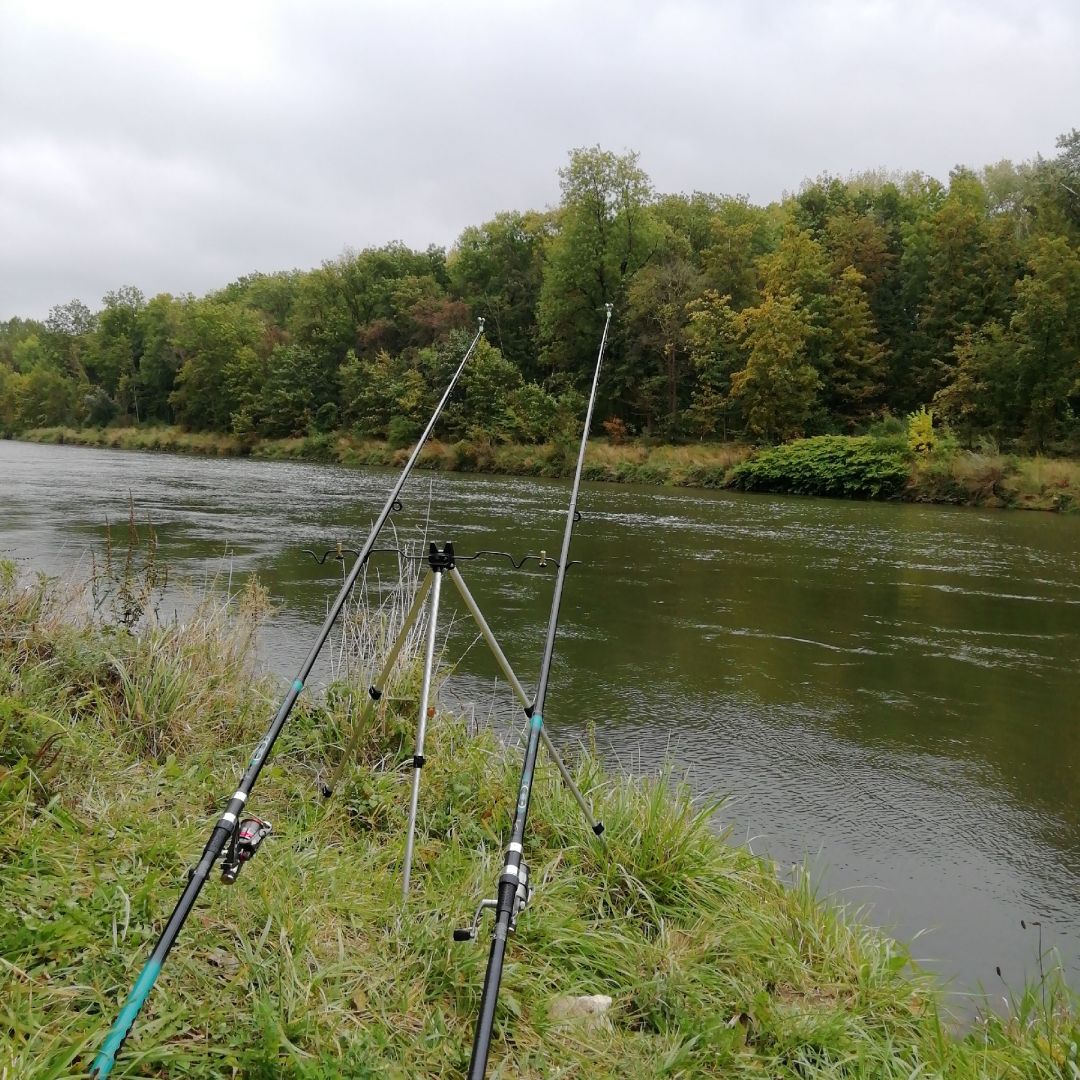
[
  {"x1": 549, "y1": 994, "x2": 613, "y2": 1031},
  {"x1": 205, "y1": 947, "x2": 239, "y2": 973}
]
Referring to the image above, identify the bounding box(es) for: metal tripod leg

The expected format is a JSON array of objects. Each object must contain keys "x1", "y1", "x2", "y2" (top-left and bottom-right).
[
  {"x1": 448, "y1": 567, "x2": 604, "y2": 838},
  {"x1": 402, "y1": 568, "x2": 444, "y2": 899},
  {"x1": 322, "y1": 572, "x2": 434, "y2": 797}
]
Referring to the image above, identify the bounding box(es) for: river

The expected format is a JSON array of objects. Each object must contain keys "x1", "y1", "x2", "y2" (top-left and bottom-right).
[{"x1": 3, "y1": 438, "x2": 1079, "y2": 1010}]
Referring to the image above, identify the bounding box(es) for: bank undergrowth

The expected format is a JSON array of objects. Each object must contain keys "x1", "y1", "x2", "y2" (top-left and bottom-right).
[
  {"x1": 2, "y1": 564, "x2": 1078, "y2": 1078},
  {"x1": 16, "y1": 425, "x2": 1080, "y2": 512}
]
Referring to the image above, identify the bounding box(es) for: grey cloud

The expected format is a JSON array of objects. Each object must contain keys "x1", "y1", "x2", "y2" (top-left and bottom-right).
[{"x1": 1, "y1": 0, "x2": 1077, "y2": 319}]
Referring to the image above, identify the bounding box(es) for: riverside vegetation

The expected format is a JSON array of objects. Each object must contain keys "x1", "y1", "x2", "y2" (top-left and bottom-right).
[
  {"x1": 18, "y1": 412, "x2": 1080, "y2": 512},
  {"x1": 3, "y1": 132, "x2": 1080, "y2": 500},
  {"x1": 2, "y1": 555, "x2": 1079, "y2": 1078}
]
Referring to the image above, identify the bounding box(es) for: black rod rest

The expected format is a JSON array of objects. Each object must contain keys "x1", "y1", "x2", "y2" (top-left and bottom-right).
[
  {"x1": 303, "y1": 544, "x2": 578, "y2": 571},
  {"x1": 427, "y1": 541, "x2": 456, "y2": 572}
]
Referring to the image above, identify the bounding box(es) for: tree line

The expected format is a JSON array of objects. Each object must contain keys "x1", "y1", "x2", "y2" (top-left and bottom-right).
[{"x1": 2, "y1": 132, "x2": 1079, "y2": 452}]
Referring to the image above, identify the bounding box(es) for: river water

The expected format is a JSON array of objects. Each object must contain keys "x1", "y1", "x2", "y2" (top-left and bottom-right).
[{"x1": 3, "y1": 439, "x2": 1079, "y2": 1008}]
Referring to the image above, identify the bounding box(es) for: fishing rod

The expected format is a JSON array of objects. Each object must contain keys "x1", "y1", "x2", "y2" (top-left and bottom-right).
[
  {"x1": 90, "y1": 319, "x2": 486, "y2": 1078},
  {"x1": 462, "y1": 304, "x2": 613, "y2": 1079}
]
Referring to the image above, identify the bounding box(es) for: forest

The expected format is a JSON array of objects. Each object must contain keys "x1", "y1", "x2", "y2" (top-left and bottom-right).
[{"x1": 1, "y1": 132, "x2": 1079, "y2": 455}]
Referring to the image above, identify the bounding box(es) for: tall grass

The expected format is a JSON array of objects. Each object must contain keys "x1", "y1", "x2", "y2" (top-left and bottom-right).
[{"x1": 2, "y1": 563, "x2": 1078, "y2": 1076}]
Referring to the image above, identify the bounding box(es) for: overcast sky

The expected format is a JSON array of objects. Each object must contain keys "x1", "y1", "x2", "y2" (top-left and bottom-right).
[{"x1": 1, "y1": 0, "x2": 1077, "y2": 321}]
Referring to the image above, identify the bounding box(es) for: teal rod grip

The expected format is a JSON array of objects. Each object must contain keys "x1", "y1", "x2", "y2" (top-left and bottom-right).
[{"x1": 91, "y1": 957, "x2": 162, "y2": 1077}]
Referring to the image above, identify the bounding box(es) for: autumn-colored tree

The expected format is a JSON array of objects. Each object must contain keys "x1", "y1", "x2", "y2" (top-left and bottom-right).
[
  {"x1": 731, "y1": 292, "x2": 820, "y2": 442},
  {"x1": 685, "y1": 291, "x2": 743, "y2": 439}
]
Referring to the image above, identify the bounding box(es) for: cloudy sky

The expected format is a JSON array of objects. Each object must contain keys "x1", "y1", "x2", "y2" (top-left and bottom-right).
[{"x1": 1, "y1": 0, "x2": 1077, "y2": 320}]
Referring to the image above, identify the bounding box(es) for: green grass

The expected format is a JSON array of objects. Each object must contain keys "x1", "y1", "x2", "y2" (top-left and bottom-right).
[{"x1": 2, "y1": 566, "x2": 1078, "y2": 1077}]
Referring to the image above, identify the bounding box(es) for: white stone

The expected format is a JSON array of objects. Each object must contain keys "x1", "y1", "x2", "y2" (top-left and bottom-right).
[{"x1": 549, "y1": 994, "x2": 614, "y2": 1030}]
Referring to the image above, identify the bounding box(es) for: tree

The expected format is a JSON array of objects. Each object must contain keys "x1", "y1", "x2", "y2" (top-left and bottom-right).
[
  {"x1": 136, "y1": 294, "x2": 182, "y2": 422},
  {"x1": 904, "y1": 168, "x2": 1020, "y2": 404},
  {"x1": 89, "y1": 286, "x2": 146, "y2": 416},
  {"x1": 340, "y1": 349, "x2": 400, "y2": 437},
  {"x1": 1011, "y1": 235, "x2": 1080, "y2": 450},
  {"x1": 934, "y1": 322, "x2": 1018, "y2": 444},
  {"x1": 538, "y1": 146, "x2": 662, "y2": 391},
  {"x1": 15, "y1": 366, "x2": 82, "y2": 428},
  {"x1": 934, "y1": 236, "x2": 1080, "y2": 450},
  {"x1": 169, "y1": 299, "x2": 265, "y2": 430},
  {"x1": 700, "y1": 197, "x2": 777, "y2": 309},
  {"x1": 42, "y1": 299, "x2": 94, "y2": 378},
  {"x1": 0, "y1": 365, "x2": 20, "y2": 431},
  {"x1": 448, "y1": 210, "x2": 549, "y2": 376},
  {"x1": 685, "y1": 291, "x2": 743, "y2": 439},
  {"x1": 11, "y1": 334, "x2": 51, "y2": 373},
  {"x1": 730, "y1": 292, "x2": 819, "y2": 442},
  {"x1": 237, "y1": 343, "x2": 335, "y2": 437},
  {"x1": 823, "y1": 266, "x2": 886, "y2": 427},
  {"x1": 625, "y1": 257, "x2": 703, "y2": 436},
  {"x1": 442, "y1": 340, "x2": 523, "y2": 442}
]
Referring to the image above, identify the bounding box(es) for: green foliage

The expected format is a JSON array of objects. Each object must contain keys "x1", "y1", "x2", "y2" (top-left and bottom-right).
[
  {"x1": 685, "y1": 291, "x2": 743, "y2": 439},
  {"x1": 448, "y1": 210, "x2": 547, "y2": 374},
  {"x1": 234, "y1": 343, "x2": 337, "y2": 438},
  {"x1": 4, "y1": 133, "x2": 1080, "y2": 456},
  {"x1": 730, "y1": 435, "x2": 910, "y2": 499},
  {"x1": 15, "y1": 366, "x2": 83, "y2": 428},
  {"x1": 169, "y1": 299, "x2": 266, "y2": 431},
  {"x1": 730, "y1": 291, "x2": 820, "y2": 442},
  {"x1": 440, "y1": 338, "x2": 523, "y2": 442},
  {"x1": 538, "y1": 146, "x2": 662, "y2": 395},
  {"x1": 822, "y1": 265, "x2": 886, "y2": 426},
  {"x1": 506, "y1": 382, "x2": 559, "y2": 443}
]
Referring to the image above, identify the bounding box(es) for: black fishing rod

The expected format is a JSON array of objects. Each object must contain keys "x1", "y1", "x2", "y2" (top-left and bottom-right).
[
  {"x1": 90, "y1": 320, "x2": 485, "y2": 1078},
  {"x1": 463, "y1": 304, "x2": 613, "y2": 1078}
]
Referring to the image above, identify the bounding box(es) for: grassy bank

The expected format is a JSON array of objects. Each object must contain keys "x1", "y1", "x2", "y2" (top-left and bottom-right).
[
  {"x1": 2, "y1": 566, "x2": 1078, "y2": 1077},
  {"x1": 15, "y1": 424, "x2": 1080, "y2": 512}
]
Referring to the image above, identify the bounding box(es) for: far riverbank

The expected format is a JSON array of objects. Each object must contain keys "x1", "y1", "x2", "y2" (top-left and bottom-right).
[{"x1": 13, "y1": 424, "x2": 1080, "y2": 512}]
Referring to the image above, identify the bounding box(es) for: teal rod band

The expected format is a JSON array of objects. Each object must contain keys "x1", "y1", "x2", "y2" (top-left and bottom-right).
[
  {"x1": 92, "y1": 957, "x2": 162, "y2": 1077},
  {"x1": 292, "y1": 679, "x2": 304, "y2": 692},
  {"x1": 531, "y1": 713, "x2": 543, "y2": 730}
]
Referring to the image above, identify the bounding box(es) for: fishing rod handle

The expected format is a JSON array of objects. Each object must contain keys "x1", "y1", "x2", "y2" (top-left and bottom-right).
[
  {"x1": 467, "y1": 713, "x2": 544, "y2": 1077},
  {"x1": 91, "y1": 825, "x2": 228, "y2": 1076}
]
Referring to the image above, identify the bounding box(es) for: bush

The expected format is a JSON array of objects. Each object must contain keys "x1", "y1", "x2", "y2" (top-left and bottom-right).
[
  {"x1": 729, "y1": 435, "x2": 909, "y2": 500},
  {"x1": 386, "y1": 415, "x2": 421, "y2": 449}
]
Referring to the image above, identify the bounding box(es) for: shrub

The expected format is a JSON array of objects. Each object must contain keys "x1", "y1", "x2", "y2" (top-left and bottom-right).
[
  {"x1": 907, "y1": 406, "x2": 937, "y2": 454},
  {"x1": 729, "y1": 435, "x2": 909, "y2": 500},
  {"x1": 602, "y1": 416, "x2": 629, "y2": 445}
]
